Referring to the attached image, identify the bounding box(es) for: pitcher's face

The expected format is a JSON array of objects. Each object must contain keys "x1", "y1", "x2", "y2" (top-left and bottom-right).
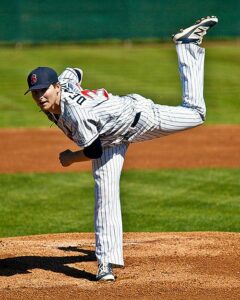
[{"x1": 31, "y1": 83, "x2": 61, "y2": 113}]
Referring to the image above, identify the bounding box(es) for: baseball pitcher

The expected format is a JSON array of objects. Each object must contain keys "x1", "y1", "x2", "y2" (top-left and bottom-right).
[{"x1": 25, "y1": 16, "x2": 218, "y2": 281}]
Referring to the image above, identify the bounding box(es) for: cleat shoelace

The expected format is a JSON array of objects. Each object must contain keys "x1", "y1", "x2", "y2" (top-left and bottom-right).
[{"x1": 98, "y1": 263, "x2": 112, "y2": 275}]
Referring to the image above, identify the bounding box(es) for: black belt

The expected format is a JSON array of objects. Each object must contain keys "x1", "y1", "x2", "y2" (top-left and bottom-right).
[
  {"x1": 130, "y1": 112, "x2": 141, "y2": 127},
  {"x1": 123, "y1": 112, "x2": 141, "y2": 141}
]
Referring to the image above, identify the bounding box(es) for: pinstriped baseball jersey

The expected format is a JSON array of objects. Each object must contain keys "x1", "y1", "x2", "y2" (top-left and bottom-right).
[
  {"x1": 55, "y1": 87, "x2": 139, "y2": 147},
  {"x1": 56, "y1": 43, "x2": 205, "y2": 150}
]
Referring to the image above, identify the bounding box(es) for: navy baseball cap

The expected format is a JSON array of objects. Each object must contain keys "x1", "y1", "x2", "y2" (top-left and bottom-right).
[{"x1": 24, "y1": 67, "x2": 58, "y2": 95}]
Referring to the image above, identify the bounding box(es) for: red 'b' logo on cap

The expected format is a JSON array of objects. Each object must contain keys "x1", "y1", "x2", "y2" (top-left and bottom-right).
[{"x1": 31, "y1": 74, "x2": 37, "y2": 85}]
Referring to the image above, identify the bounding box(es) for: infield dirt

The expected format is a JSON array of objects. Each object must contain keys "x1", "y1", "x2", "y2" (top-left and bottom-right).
[
  {"x1": 0, "y1": 125, "x2": 239, "y2": 299},
  {"x1": 0, "y1": 125, "x2": 239, "y2": 173},
  {"x1": 0, "y1": 232, "x2": 239, "y2": 300}
]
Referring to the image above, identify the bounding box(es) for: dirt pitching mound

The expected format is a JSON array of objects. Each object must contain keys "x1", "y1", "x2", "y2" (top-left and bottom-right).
[{"x1": 0, "y1": 232, "x2": 239, "y2": 299}]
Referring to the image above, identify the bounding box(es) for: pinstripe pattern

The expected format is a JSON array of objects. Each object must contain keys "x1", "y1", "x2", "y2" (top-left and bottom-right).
[
  {"x1": 53, "y1": 43, "x2": 207, "y2": 267},
  {"x1": 58, "y1": 68, "x2": 83, "y2": 92},
  {"x1": 57, "y1": 90, "x2": 137, "y2": 147},
  {"x1": 58, "y1": 67, "x2": 83, "y2": 93},
  {"x1": 127, "y1": 44, "x2": 206, "y2": 143},
  {"x1": 57, "y1": 44, "x2": 205, "y2": 148},
  {"x1": 177, "y1": 44, "x2": 206, "y2": 117},
  {"x1": 92, "y1": 143, "x2": 128, "y2": 266}
]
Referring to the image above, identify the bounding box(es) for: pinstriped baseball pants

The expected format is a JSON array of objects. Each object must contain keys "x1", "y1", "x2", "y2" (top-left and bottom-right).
[
  {"x1": 92, "y1": 43, "x2": 206, "y2": 266},
  {"x1": 130, "y1": 43, "x2": 206, "y2": 143},
  {"x1": 92, "y1": 144, "x2": 128, "y2": 266}
]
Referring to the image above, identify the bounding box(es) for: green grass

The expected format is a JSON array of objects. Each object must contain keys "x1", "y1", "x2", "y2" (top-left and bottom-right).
[
  {"x1": 0, "y1": 42, "x2": 239, "y2": 127},
  {"x1": 0, "y1": 169, "x2": 239, "y2": 237}
]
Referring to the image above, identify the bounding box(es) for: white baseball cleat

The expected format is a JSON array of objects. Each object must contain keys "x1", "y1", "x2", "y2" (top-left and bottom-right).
[
  {"x1": 172, "y1": 16, "x2": 218, "y2": 45},
  {"x1": 96, "y1": 263, "x2": 115, "y2": 282}
]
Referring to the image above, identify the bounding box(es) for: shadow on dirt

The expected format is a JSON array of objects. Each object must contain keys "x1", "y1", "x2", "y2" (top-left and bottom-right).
[{"x1": 0, "y1": 247, "x2": 96, "y2": 281}]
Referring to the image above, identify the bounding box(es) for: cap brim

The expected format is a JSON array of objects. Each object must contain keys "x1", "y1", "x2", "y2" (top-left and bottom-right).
[
  {"x1": 24, "y1": 89, "x2": 30, "y2": 95},
  {"x1": 24, "y1": 83, "x2": 53, "y2": 95}
]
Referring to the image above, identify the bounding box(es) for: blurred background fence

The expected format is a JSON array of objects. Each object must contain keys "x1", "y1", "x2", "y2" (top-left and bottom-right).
[{"x1": 0, "y1": 0, "x2": 239, "y2": 43}]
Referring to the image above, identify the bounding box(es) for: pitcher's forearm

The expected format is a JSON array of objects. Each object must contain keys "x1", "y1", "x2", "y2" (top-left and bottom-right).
[
  {"x1": 59, "y1": 149, "x2": 90, "y2": 167},
  {"x1": 71, "y1": 150, "x2": 91, "y2": 163}
]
